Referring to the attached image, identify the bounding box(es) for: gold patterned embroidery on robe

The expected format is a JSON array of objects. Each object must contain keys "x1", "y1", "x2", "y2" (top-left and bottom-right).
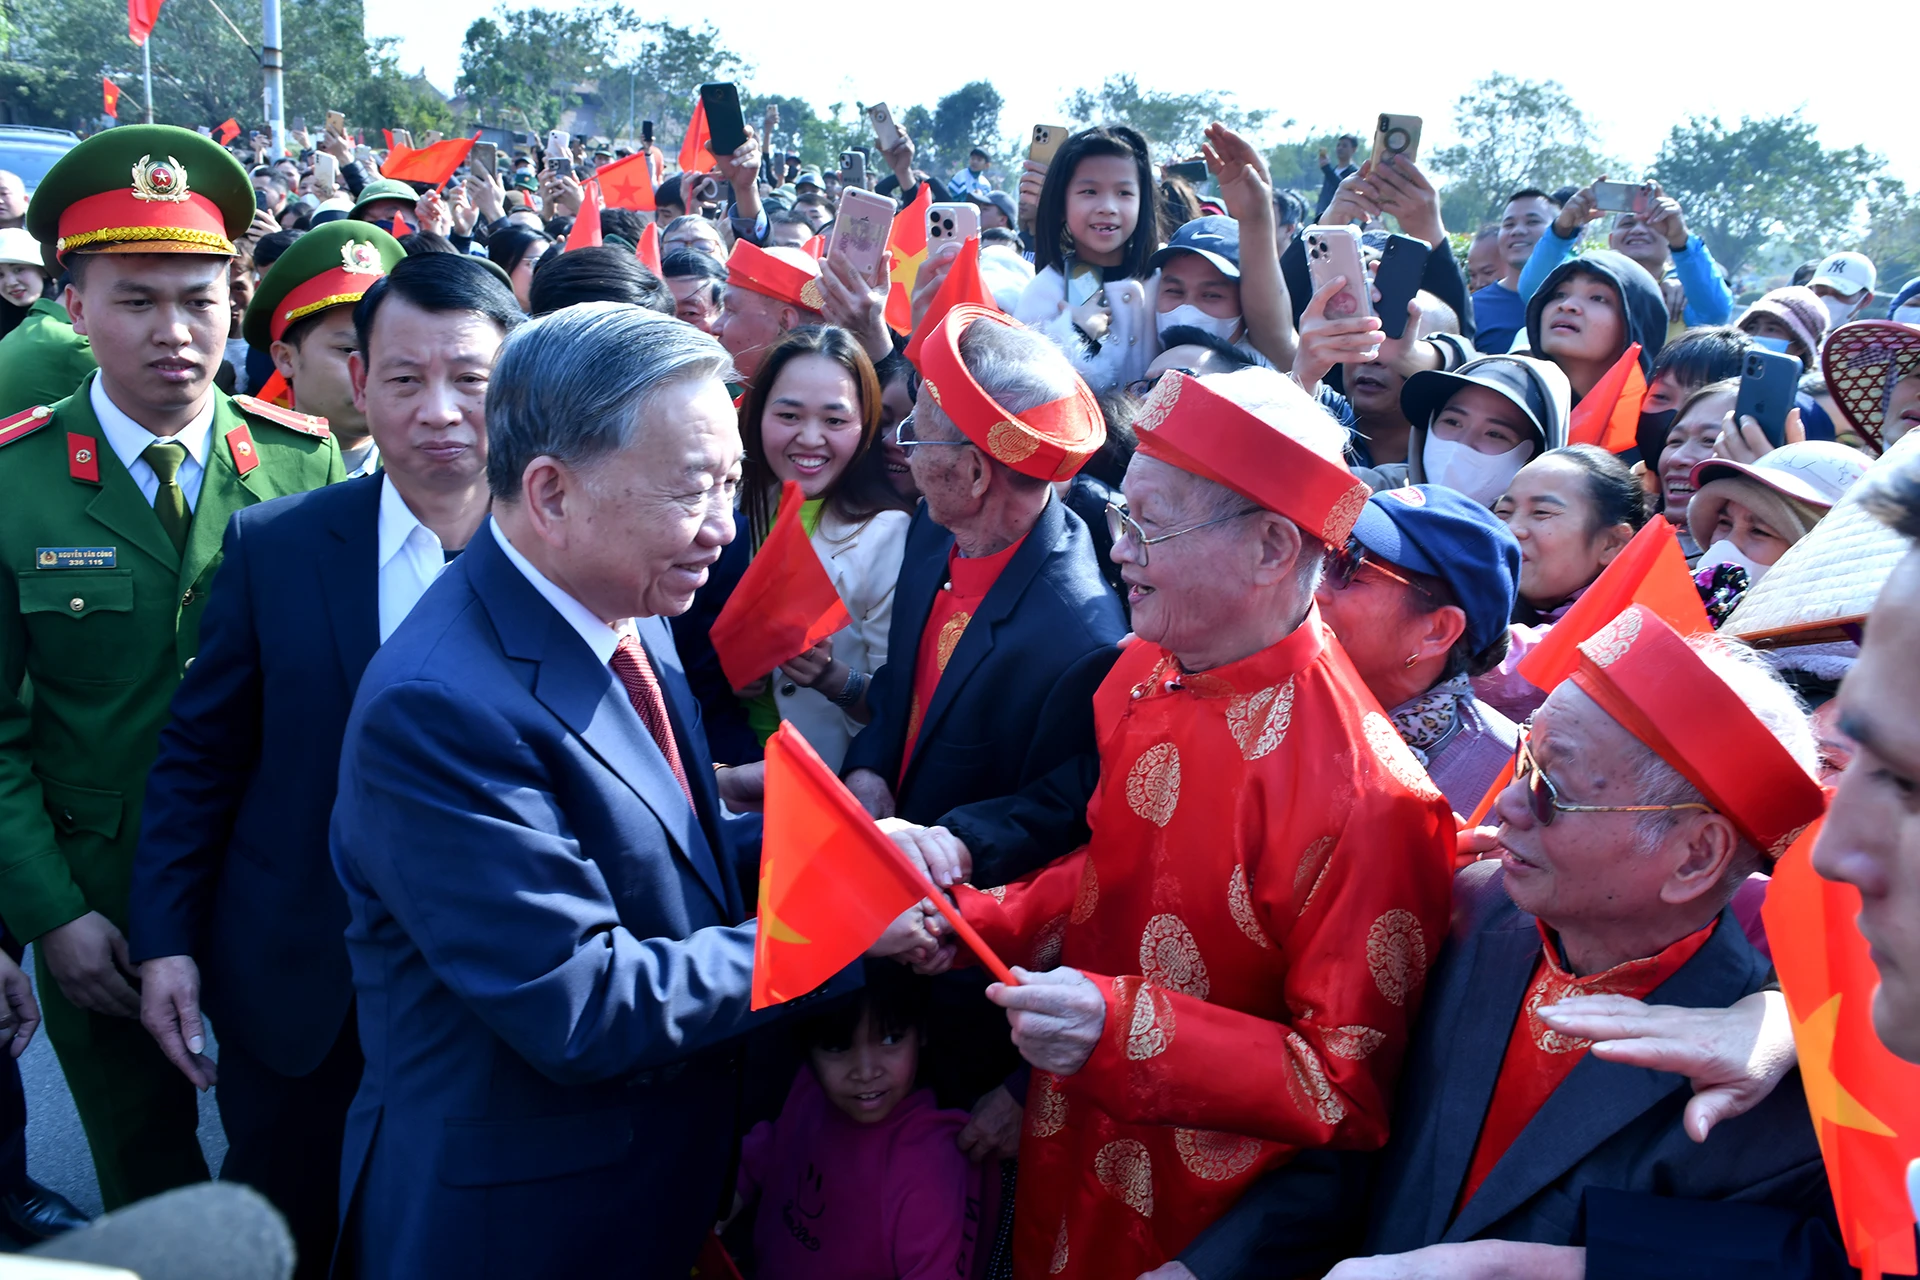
[
  {"x1": 1118, "y1": 978, "x2": 1177, "y2": 1060},
  {"x1": 1139, "y1": 913, "x2": 1210, "y2": 998},
  {"x1": 1227, "y1": 864, "x2": 1272, "y2": 949},
  {"x1": 1225, "y1": 676, "x2": 1295, "y2": 761},
  {"x1": 1094, "y1": 1139, "x2": 1154, "y2": 1217},
  {"x1": 1031, "y1": 914, "x2": 1068, "y2": 969},
  {"x1": 1028, "y1": 1071, "x2": 1068, "y2": 1137},
  {"x1": 935, "y1": 611, "x2": 971, "y2": 671},
  {"x1": 1292, "y1": 835, "x2": 1337, "y2": 914},
  {"x1": 1366, "y1": 909, "x2": 1428, "y2": 1007},
  {"x1": 904, "y1": 695, "x2": 923, "y2": 749},
  {"x1": 1125, "y1": 743, "x2": 1181, "y2": 827},
  {"x1": 1362, "y1": 710, "x2": 1442, "y2": 798},
  {"x1": 1322, "y1": 1025, "x2": 1388, "y2": 1061},
  {"x1": 1283, "y1": 1030, "x2": 1348, "y2": 1125},
  {"x1": 1174, "y1": 1128, "x2": 1263, "y2": 1182},
  {"x1": 1049, "y1": 1217, "x2": 1070, "y2": 1274},
  {"x1": 1071, "y1": 856, "x2": 1099, "y2": 924}
]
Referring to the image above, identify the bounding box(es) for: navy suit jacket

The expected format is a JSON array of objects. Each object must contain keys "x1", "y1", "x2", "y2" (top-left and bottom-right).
[
  {"x1": 129, "y1": 474, "x2": 383, "y2": 1076},
  {"x1": 841, "y1": 493, "x2": 1125, "y2": 852},
  {"x1": 330, "y1": 521, "x2": 848, "y2": 1280}
]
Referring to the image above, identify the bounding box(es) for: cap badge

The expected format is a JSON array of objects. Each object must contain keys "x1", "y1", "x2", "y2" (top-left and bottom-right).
[
  {"x1": 341, "y1": 240, "x2": 384, "y2": 275},
  {"x1": 130, "y1": 155, "x2": 191, "y2": 204}
]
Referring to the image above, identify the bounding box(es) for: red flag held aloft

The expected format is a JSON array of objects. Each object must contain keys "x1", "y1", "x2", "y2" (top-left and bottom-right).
[
  {"x1": 102, "y1": 78, "x2": 120, "y2": 119},
  {"x1": 753, "y1": 723, "x2": 1017, "y2": 1008},
  {"x1": 388, "y1": 214, "x2": 409, "y2": 239},
  {"x1": 214, "y1": 118, "x2": 240, "y2": 146},
  {"x1": 128, "y1": 0, "x2": 163, "y2": 44},
  {"x1": 904, "y1": 236, "x2": 999, "y2": 369},
  {"x1": 678, "y1": 97, "x2": 716, "y2": 176},
  {"x1": 1566, "y1": 342, "x2": 1647, "y2": 453},
  {"x1": 565, "y1": 180, "x2": 603, "y2": 251},
  {"x1": 708, "y1": 480, "x2": 850, "y2": 690},
  {"x1": 635, "y1": 221, "x2": 663, "y2": 275},
  {"x1": 595, "y1": 150, "x2": 655, "y2": 212},
  {"x1": 884, "y1": 185, "x2": 932, "y2": 334},
  {"x1": 381, "y1": 134, "x2": 477, "y2": 188}
]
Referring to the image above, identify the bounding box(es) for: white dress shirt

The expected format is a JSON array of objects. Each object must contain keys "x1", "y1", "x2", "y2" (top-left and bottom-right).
[
  {"x1": 488, "y1": 519, "x2": 629, "y2": 664},
  {"x1": 90, "y1": 374, "x2": 215, "y2": 510},
  {"x1": 376, "y1": 475, "x2": 453, "y2": 643}
]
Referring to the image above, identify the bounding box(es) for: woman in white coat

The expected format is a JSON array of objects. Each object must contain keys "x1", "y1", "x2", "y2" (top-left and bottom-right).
[{"x1": 733, "y1": 326, "x2": 914, "y2": 770}]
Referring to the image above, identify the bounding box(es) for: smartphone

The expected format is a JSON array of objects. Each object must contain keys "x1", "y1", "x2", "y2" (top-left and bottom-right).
[
  {"x1": 867, "y1": 102, "x2": 902, "y2": 152},
  {"x1": 641, "y1": 119, "x2": 654, "y2": 146},
  {"x1": 700, "y1": 82, "x2": 748, "y2": 156},
  {"x1": 1065, "y1": 259, "x2": 1104, "y2": 307},
  {"x1": 830, "y1": 187, "x2": 895, "y2": 281},
  {"x1": 1304, "y1": 225, "x2": 1372, "y2": 321},
  {"x1": 313, "y1": 151, "x2": 338, "y2": 191},
  {"x1": 1591, "y1": 181, "x2": 1650, "y2": 215},
  {"x1": 927, "y1": 201, "x2": 980, "y2": 247},
  {"x1": 1372, "y1": 233, "x2": 1431, "y2": 339},
  {"x1": 1166, "y1": 160, "x2": 1207, "y2": 185},
  {"x1": 1029, "y1": 124, "x2": 1069, "y2": 166},
  {"x1": 469, "y1": 141, "x2": 497, "y2": 178},
  {"x1": 840, "y1": 149, "x2": 866, "y2": 189},
  {"x1": 421, "y1": 130, "x2": 443, "y2": 148},
  {"x1": 325, "y1": 109, "x2": 346, "y2": 138},
  {"x1": 1737, "y1": 349, "x2": 1801, "y2": 447},
  {"x1": 1370, "y1": 113, "x2": 1423, "y2": 168},
  {"x1": 391, "y1": 128, "x2": 413, "y2": 151},
  {"x1": 545, "y1": 130, "x2": 570, "y2": 162}
]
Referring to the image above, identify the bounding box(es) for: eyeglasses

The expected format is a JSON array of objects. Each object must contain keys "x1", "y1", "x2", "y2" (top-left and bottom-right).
[
  {"x1": 1104, "y1": 498, "x2": 1256, "y2": 568},
  {"x1": 1512, "y1": 738, "x2": 1714, "y2": 827},
  {"x1": 890, "y1": 413, "x2": 973, "y2": 455},
  {"x1": 1327, "y1": 536, "x2": 1423, "y2": 594}
]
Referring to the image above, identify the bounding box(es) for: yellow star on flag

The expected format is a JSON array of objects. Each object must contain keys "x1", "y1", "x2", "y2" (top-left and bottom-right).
[{"x1": 1791, "y1": 992, "x2": 1896, "y2": 1137}]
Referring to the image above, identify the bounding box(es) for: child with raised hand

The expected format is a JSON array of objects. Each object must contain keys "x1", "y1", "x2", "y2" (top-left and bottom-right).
[{"x1": 732, "y1": 964, "x2": 981, "y2": 1279}]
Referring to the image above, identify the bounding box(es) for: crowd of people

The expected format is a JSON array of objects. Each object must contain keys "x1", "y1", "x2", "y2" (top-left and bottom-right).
[{"x1": 0, "y1": 93, "x2": 1914, "y2": 1280}]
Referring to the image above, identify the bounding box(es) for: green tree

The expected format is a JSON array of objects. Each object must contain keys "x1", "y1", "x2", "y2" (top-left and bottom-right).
[
  {"x1": 1652, "y1": 112, "x2": 1884, "y2": 275},
  {"x1": 457, "y1": 4, "x2": 639, "y2": 136},
  {"x1": 1862, "y1": 177, "x2": 1920, "y2": 289},
  {"x1": 924, "y1": 80, "x2": 1002, "y2": 175},
  {"x1": 601, "y1": 20, "x2": 747, "y2": 146},
  {"x1": 741, "y1": 92, "x2": 865, "y2": 170},
  {"x1": 1427, "y1": 74, "x2": 1612, "y2": 234},
  {"x1": 1062, "y1": 74, "x2": 1265, "y2": 157}
]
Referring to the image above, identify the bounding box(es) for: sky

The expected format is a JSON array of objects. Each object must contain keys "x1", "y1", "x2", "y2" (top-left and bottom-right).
[{"x1": 368, "y1": 1, "x2": 1920, "y2": 185}]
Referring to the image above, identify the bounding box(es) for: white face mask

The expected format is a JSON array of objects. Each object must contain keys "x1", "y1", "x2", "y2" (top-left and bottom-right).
[
  {"x1": 1822, "y1": 295, "x2": 1862, "y2": 330},
  {"x1": 1157, "y1": 303, "x2": 1241, "y2": 344},
  {"x1": 1422, "y1": 433, "x2": 1532, "y2": 506},
  {"x1": 1750, "y1": 335, "x2": 1792, "y2": 354},
  {"x1": 1894, "y1": 304, "x2": 1920, "y2": 327},
  {"x1": 1696, "y1": 538, "x2": 1770, "y2": 584}
]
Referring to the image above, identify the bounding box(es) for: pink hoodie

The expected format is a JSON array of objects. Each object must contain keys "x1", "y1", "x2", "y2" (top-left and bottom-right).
[{"x1": 739, "y1": 1068, "x2": 983, "y2": 1280}]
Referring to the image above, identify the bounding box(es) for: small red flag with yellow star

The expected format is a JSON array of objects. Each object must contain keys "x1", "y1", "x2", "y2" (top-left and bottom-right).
[
  {"x1": 595, "y1": 150, "x2": 655, "y2": 212},
  {"x1": 884, "y1": 185, "x2": 931, "y2": 334},
  {"x1": 102, "y1": 78, "x2": 121, "y2": 119}
]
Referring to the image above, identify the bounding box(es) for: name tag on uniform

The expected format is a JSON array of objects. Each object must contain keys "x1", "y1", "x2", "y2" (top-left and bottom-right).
[{"x1": 35, "y1": 547, "x2": 117, "y2": 569}]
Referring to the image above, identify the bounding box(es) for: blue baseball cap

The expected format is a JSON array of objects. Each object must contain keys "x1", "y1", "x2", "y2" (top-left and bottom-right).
[
  {"x1": 1148, "y1": 215, "x2": 1240, "y2": 278},
  {"x1": 1349, "y1": 485, "x2": 1520, "y2": 654}
]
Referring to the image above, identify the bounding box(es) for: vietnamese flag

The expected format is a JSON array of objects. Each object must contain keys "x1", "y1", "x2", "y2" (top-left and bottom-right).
[
  {"x1": 102, "y1": 77, "x2": 120, "y2": 119},
  {"x1": 595, "y1": 150, "x2": 655, "y2": 211},
  {"x1": 214, "y1": 118, "x2": 240, "y2": 145},
  {"x1": 678, "y1": 97, "x2": 716, "y2": 176},
  {"x1": 753, "y1": 723, "x2": 1018, "y2": 1008},
  {"x1": 885, "y1": 184, "x2": 932, "y2": 334},
  {"x1": 1767, "y1": 820, "x2": 1920, "y2": 1278},
  {"x1": 635, "y1": 221, "x2": 663, "y2": 275},
  {"x1": 381, "y1": 133, "x2": 478, "y2": 188},
  {"x1": 1515, "y1": 514, "x2": 1708, "y2": 692},
  {"x1": 254, "y1": 369, "x2": 292, "y2": 408},
  {"x1": 1566, "y1": 342, "x2": 1647, "y2": 453},
  {"x1": 709, "y1": 480, "x2": 850, "y2": 690},
  {"x1": 565, "y1": 179, "x2": 603, "y2": 251},
  {"x1": 904, "y1": 236, "x2": 999, "y2": 368},
  {"x1": 128, "y1": 0, "x2": 163, "y2": 44}
]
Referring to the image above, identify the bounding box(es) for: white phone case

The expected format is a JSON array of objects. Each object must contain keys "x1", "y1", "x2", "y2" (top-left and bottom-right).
[{"x1": 1304, "y1": 224, "x2": 1372, "y2": 320}]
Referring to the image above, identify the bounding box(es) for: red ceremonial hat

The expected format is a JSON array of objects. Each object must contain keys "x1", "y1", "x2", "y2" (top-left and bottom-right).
[
  {"x1": 1569, "y1": 604, "x2": 1826, "y2": 859},
  {"x1": 1132, "y1": 370, "x2": 1371, "y2": 547},
  {"x1": 725, "y1": 239, "x2": 825, "y2": 312},
  {"x1": 918, "y1": 305, "x2": 1105, "y2": 481}
]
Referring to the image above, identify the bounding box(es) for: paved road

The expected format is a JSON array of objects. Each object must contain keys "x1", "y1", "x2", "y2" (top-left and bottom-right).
[{"x1": 19, "y1": 950, "x2": 227, "y2": 1219}]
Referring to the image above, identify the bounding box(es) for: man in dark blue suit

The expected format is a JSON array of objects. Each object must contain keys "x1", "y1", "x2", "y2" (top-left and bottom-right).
[
  {"x1": 127, "y1": 253, "x2": 516, "y2": 1275},
  {"x1": 329, "y1": 304, "x2": 911, "y2": 1279}
]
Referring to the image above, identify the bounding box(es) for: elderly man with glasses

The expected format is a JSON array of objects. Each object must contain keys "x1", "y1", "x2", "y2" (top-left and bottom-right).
[{"x1": 887, "y1": 363, "x2": 1457, "y2": 1279}]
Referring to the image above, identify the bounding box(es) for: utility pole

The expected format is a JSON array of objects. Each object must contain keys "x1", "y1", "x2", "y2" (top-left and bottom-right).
[
  {"x1": 261, "y1": 0, "x2": 284, "y2": 158},
  {"x1": 143, "y1": 39, "x2": 153, "y2": 123}
]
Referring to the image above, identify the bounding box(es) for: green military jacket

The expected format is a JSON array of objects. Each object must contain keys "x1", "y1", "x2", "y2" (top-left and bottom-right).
[
  {"x1": 0, "y1": 374, "x2": 343, "y2": 942},
  {"x1": 0, "y1": 300, "x2": 98, "y2": 419}
]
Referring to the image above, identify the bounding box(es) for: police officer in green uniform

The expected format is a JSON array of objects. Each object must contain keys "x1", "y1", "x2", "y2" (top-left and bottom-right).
[{"x1": 0, "y1": 124, "x2": 343, "y2": 1209}]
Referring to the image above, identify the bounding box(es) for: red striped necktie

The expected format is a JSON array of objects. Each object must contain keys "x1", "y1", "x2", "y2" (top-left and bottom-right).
[{"x1": 611, "y1": 633, "x2": 694, "y2": 807}]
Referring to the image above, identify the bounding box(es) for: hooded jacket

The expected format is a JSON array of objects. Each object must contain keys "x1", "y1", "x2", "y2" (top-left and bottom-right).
[
  {"x1": 1404, "y1": 354, "x2": 1572, "y2": 486},
  {"x1": 1523, "y1": 249, "x2": 1669, "y2": 390}
]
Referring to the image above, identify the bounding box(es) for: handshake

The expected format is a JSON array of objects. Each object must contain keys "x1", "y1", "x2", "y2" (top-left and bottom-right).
[{"x1": 868, "y1": 819, "x2": 974, "y2": 973}]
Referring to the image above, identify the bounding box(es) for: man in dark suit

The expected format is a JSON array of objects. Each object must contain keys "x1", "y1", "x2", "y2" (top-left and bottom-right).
[
  {"x1": 1163, "y1": 607, "x2": 1843, "y2": 1280},
  {"x1": 127, "y1": 251, "x2": 516, "y2": 1275},
  {"x1": 328, "y1": 304, "x2": 913, "y2": 1279}
]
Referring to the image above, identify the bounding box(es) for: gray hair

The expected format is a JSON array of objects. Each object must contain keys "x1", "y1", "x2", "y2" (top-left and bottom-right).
[
  {"x1": 1863, "y1": 450, "x2": 1920, "y2": 542},
  {"x1": 923, "y1": 319, "x2": 1079, "y2": 491},
  {"x1": 485, "y1": 302, "x2": 734, "y2": 500},
  {"x1": 1628, "y1": 635, "x2": 1817, "y2": 880}
]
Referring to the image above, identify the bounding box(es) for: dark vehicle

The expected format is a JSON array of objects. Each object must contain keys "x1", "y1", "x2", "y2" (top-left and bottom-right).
[{"x1": 0, "y1": 126, "x2": 81, "y2": 194}]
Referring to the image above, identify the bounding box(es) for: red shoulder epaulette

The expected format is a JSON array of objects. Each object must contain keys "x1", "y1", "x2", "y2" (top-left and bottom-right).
[
  {"x1": 0, "y1": 405, "x2": 53, "y2": 449},
  {"x1": 231, "y1": 395, "x2": 331, "y2": 439}
]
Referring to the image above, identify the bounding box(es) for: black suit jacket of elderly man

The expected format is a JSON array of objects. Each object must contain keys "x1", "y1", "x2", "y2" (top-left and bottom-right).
[{"x1": 1177, "y1": 861, "x2": 1847, "y2": 1280}]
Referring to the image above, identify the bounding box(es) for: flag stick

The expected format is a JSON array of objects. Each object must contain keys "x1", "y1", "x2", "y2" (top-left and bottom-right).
[{"x1": 920, "y1": 891, "x2": 1020, "y2": 988}]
